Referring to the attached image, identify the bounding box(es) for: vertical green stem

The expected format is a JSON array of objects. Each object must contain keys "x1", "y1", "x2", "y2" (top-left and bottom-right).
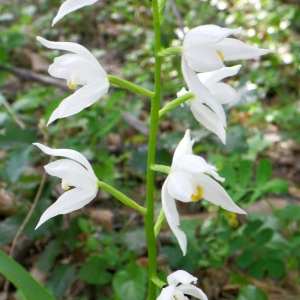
[{"x1": 145, "y1": 0, "x2": 161, "y2": 299}]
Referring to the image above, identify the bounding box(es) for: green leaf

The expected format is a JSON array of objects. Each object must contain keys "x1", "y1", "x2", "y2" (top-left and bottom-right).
[
  {"x1": 237, "y1": 250, "x2": 254, "y2": 269},
  {"x1": 256, "y1": 159, "x2": 272, "y2": 186},
  {"x1": 112, "y1": 263, "x2": 147, "y2": 300},
  {"x1": 264, "y1": 259, "x2": 285, "y2": 278},
  {"x1": 244, "y1": 220, "x2": 263, "y2": 235},
  {"x1": 47, "y1": 264, "x2": 76, "y2": 298},
  {"x1": 238, "y1": 160, "x2": 253, "y2": 187},
  {"x1": 78, "y1": 255, "x2": 112, "y2": 285},
  {"x1": 219, "y1": 164, "x2": 236, "y2": 187},
  {"x1": 237, "y1": 285, "x2": 268, "y2": 300},
  {"x1": 248, "y1": 259, "x2": 265, "y2": 279},
  {"x1": 254, "y1": 228, "x2": 274, "y2": 245},
  {"x1": 37, "y1": 240, "x2": 61, "y2": 272},
  {"x1": 151, "y1": 164, "x2": 171, "y2": 174},
  {"x1": 261, "y1": 179, "x2": 289, "y2": 194},
  {"x1": 0, "y1": 250, "x2": 55, "y2": 300}
]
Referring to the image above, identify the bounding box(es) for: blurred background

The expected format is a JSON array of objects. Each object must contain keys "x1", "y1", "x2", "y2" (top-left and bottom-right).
[{"x1": 0, "y1": 0, "x2": 300, "y2": 299}]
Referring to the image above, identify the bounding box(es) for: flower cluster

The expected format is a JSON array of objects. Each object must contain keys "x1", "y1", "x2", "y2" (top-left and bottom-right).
[{"x1": 32, "y1": 1, "x2": 270, "y2": 300}]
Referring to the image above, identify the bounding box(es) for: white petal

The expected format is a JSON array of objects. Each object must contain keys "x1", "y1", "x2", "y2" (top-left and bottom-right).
[
  {"x1": 205, "y1": 169, "x2": 224, "y2": 182},
  {"x1": 36, "y1": 187, "x2": 97, "y2": 228},
  {"x1": 157, "y1": 285, "x2": 176, "y2": 300},
  {"x1": 196, "y1": 174, "x2": 246, "y2": 214},
  {"x1": 36, "y1": 36, "x2": 105, "y2": 75},
  {"x1": 47, "y1": 78, "x2": 109, "y2": 125},
  {"x1": 184, "y1": 25, "x2": 242, "y2": 46},
  {"x1": 168, "y1": 171, "x2": 193, "y2": 203},
  {"x1": 184, "y1": 44, "x2": 224, "y2": 72},
  {"x1": 44, "y1": 159, "x2": 97, "y2": 188},
  {"x1": 167, "y1": 270, "x2": 198, "y2": 286},
  {"x1": 173, "y1": 154, "x2": 214, "y2": 174},
  {"x1": 52, "y1": 0, "x2": 98, "y2": 26},
  {"x1": 190, "y1": 102, "x2": 226, "y2": 144},
  {"x1": 209, "y1": 82, "x2": 237, "y2": 104},
  {"x1": 33, "y1": 143, "x2": 96, "y2": 175},
  {"x1": 181, "y1": 58, "x2": 226, "y2": 127},
  {"x1": 177, "y1": 284, "x2": 208, "y2": 300},
  {"x1": 198, "y1": 65, "x2": 241, "y2": 86},
  {"x1": 162, "y1": 178, "x2": 187, "y2": 255},
  {"x1": 218, "y1": 38, "x2": 270, "y2": 61},
  {"x1": 173, "y1": 129, "x2": 193, "y2": 162}
]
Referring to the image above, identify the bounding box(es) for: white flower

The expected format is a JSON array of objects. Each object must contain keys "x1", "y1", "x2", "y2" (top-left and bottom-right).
[
  {"x1": 182, "y1": 24, "x2": 270, "y2": 73},
  {"x1": 33, "y1": 143, "x2": 98, "y2": 229},
  {"x1": 162, "y1": 130, "x2": 246, "y2": 255},
  {"x1": 157, "y1": 270, "x2": 208, "y2": 300},
  {"x1": 37, "y1": 36, "x2": 109, "y2": 125},
  {"x1": 178, "y1": 65, "x2": 241, "y2": 144},
  {"x1": 52, "y1": 0, "x2": 98, "y2": 26}
]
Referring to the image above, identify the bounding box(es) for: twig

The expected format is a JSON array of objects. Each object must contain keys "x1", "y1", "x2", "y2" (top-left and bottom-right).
[
  {"x1": 169, "y1": 0, "x2": 185, "y2": 38},
  {"x1": 2, "y1": 98, "x2": 26, "y2": 129},
  {"x1": 3, "y1": 157, "x2": 53, "y2": 293}
]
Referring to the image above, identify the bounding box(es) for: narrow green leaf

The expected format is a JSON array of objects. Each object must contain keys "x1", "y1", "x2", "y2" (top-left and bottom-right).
[
  {"x1": 256, "y1": 159, "x2": 272, "y2": 186},
  {"x1": 238, "y1": 160, "x2": 253, "y2": 187},
  {"x1": 151, "y1": 164, "x2": 170, "y2": 175},
  {"x1": 0, "y1": 250, "x2": 55, "y2": 300},
  {"x1": 237, "y1": 285, "x2": 267, "y2": 300},
  {"x1": 261, "y1": 179, "x2": 289, "y2": 194}
]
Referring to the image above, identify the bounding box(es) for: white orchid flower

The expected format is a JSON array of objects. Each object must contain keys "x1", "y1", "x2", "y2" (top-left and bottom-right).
[
  {"x1": 33, "y1": 143, "x2": 98, "y2": 229},
  {"x1": 37, "y1": 36, "x2": 109, "y2": 125},
  {"x1": 52, "y1": 0, "x2": 98, "y2": 26},
  {"x1": 178, "y1": 65, "x2": 241, "y2": 144},
  {"x1": 162, "y1": 130, "x2": 246, "y2": 255},
  {"x1": 157, "y1": 270, "x2": 208, "y2": 300},
  {"x1": 182, "y1": 24, "x2": 270, "y2": 73}
]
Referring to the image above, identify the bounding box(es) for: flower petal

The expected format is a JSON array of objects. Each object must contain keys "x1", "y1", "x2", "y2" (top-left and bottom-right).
[
  {"x1": 197, "y1": 65, "x2": 241, "y2": 86},
  {"x1": 190, "y1": 102, "x2": 226, "y2": 144},
  {"x1": 33, "y1": 143, "x2": 96, "y2": 175},
  {"x1": 173, "y1": 154, "x2": 215, "y2": 174},
  {"x1": 36, "y1": 36, "x2": 105, "y2": 74},
  {"x1": 218, "y1": 38, "x2": 270, "y2": 61},
  {"x1": 182, "y1": 58, "x2": 226, "y2": 127},
  {"x1": 44, "y1": 159, "x2": 96, "y2": 188},
  {"x1": 157, "y1": 285, "x2": 176, "y2": 300},
  {"x1": 52, "y1": 0, "x2": 98, "y2": 26},
  {"x1": 47, "y1": 77, "x2": 109, "y2": 125},
  {"x1": 177, "y1": 284, "x2": 208, "y2": 300},
  {"x1": 196, "y1": 174, "x2": 246, "y2": 214},
  {"x1": 168, "y1": 171, "x2": 193, "y2": 203},
  {"x1": 209, "y1": 82, "x2": 237, "y2": 104},
  {"x1": 167, "y1": 270, "x2": 198, "y2": 286},
  {"x1": 173, "y1": 129, "x2": 193, "y2": 162},
  {"x1": 36, "y1": 187, "x2": 97, "y2": 228},
  {"x1": 184, "y1": 25, "x2": 242, "y2": 46},
  {"x1": 162, "y1": 178, "x2": 187, "y2": 255}
]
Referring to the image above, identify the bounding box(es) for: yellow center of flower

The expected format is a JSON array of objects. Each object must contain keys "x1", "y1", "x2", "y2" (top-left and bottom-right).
[
  {"x1": 68, "y1": 81, "x2": 77, "y2": 89},
  {"x1": 190, "y1": 185, "x2": 203, "y2": 202},
  {"x1": 61, "y1": 181, "x2": 70, "y2": 191},
  {"x1": 174, "y1": 297, "x2": 178, "y2": 300},
  {"x1": 216, "y1": 50, "x2": 225, "y2": 62}
]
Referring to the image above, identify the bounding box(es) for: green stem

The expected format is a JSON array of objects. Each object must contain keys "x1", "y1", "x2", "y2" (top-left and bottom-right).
[
  {"x1": 159, "y1": 92, "x2": 194, "y2": 118},
  {"x1": 108, "y1": 75, "x2": 154, "y2": 98},
  {"x1": 97, "y1": 181, "x2": 146, "y2": 215},
  {"x1": 145, "y1": 0, "x2": 162, "y2": 299},
  {"x1": 154, "y1": 209, "x2": 165, "y2": 237}
]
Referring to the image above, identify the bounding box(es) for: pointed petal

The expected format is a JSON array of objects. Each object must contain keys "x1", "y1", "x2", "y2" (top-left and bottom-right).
[
  {"x1": 205, "y1": 169, "x2": 224, "y2": 182},
  {"x1": 167, "y1": 270, "x2": 197, "y2": 286},
  {"x1": 36, "y1": 36, "x2": 105, "y2": 74},
  {"x1": 177, "y1": 284, "x2": 208, "y2": 300},
  {"x1": 173, "y1": 129, "x2": 193, "y2": 162},
  {"x1": 209, "y1": 82, "x2": 237, "y2": 104},
  {"x1": 190, "y1": 102, "x2": 226, "y2": 144},
  {"x1": 184, "y1": 25, "x2": 242, "y2": 46},
  {"x1": 173, "y1": 154, "x2": 214, "y2": 174},
  {"x1": 184, "y1": 44, "x2": 224, "y2": 73},
  {"x1": 44, "y1": 159, "x2": 97, "y2": 188},
  {"x1": 181, "y1": 58, "x2": 226, "y2": 127},
  {"x1": 47, "y1": 78, "x2": 109, "y2": 125},
  {"x1": 198, "y1": 65, "x2": 241, "y2": 86},
  {"x1": 168, "y1": 171, "x2": 193, "y2": 203},
  {"x1": 162, "y1": 178, "x2": 187, "y2": 255},
  {"x1": 196, "y1": 174, "x2": 246, "y2": 214},
  {"x1": 33, "y1": 143, "x2": 96, "y2": 175},
  {"x1": 218, "y1": 38, "x2": 270, "y2": 61},
  {"x1": 52, "y1": 0, "x2": 98, "y2": 26},
  {"x1": 36, "y1": 187, "x2": 97, "y2": 228}
]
